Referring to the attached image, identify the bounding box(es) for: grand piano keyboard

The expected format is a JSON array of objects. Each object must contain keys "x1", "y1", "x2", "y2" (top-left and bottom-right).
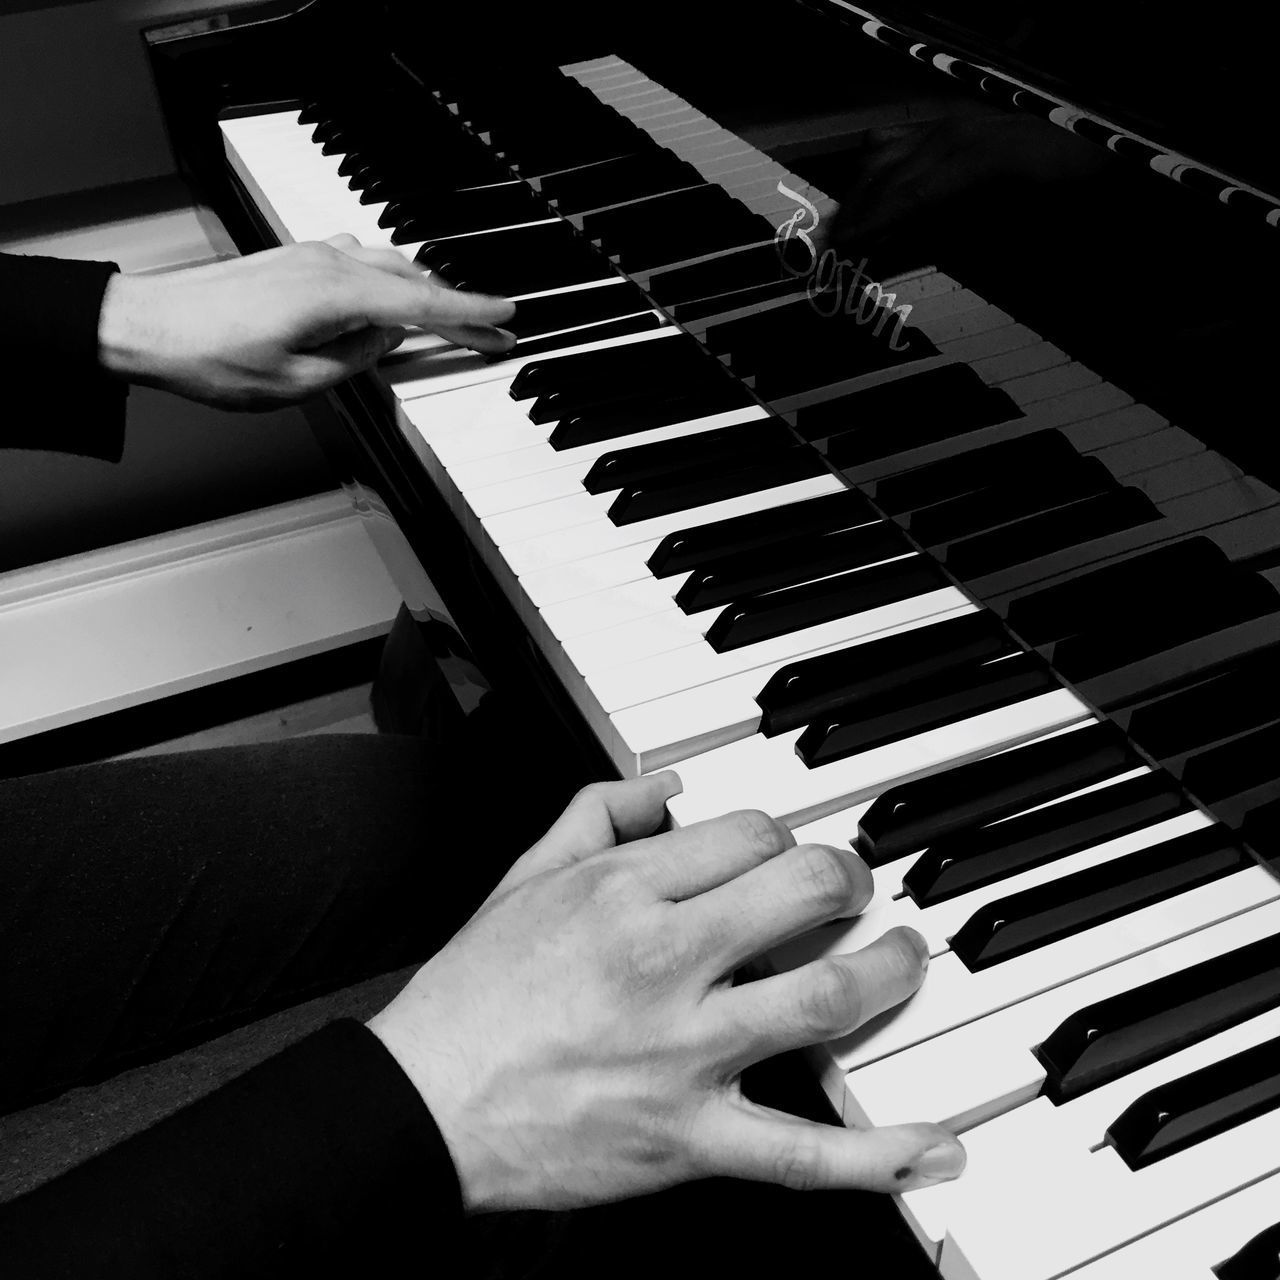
[{"x1": 217, "y1": 50, "x2": 1280, "y2": 1280}]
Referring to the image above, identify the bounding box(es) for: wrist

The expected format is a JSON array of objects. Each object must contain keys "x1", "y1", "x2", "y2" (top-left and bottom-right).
[{"x1": 97, "y1": 271, "x2": 160, "y2": 384}]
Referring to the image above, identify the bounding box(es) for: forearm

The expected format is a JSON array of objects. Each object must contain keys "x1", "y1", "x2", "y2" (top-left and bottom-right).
[{"x1": 0, "y1": 1020, "x2": 464, "y2": 1278}]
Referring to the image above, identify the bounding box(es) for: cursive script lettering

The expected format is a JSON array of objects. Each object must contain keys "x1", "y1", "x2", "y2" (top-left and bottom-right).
[{"x1": 774, "y1": 182, "x2": 912, "y2": 351}]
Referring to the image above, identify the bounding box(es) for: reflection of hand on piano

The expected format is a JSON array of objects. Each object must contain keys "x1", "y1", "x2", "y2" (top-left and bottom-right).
[
  {"x1": 823, "y1": 112, "x2": 1110, "y2": 252},
  {"x1": 367, "y1": 772, "x2": 965, "y2": 1213},
  {"x1": 96, "y1": 234, "x2": 515, "y2": 411}
]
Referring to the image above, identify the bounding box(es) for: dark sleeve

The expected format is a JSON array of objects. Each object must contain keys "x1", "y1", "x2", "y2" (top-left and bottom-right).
[
  {"x1": 0, "y1": 1019, "x2": 465, "y2": 1278},
  {"x1": 0, "y1": 252, "x2": 128, "y2": 461}
]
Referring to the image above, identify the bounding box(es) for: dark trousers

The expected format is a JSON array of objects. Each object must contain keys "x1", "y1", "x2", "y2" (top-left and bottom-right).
[{"x1": 0, "y1": 732, "x2": 574, "y2": 1119}]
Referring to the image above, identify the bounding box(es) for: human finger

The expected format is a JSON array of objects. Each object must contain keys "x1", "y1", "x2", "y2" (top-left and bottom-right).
[
  {"x1": 705, "y1": 927, "x2": 929, "y2": 1070},
  {"x1": 486, "y1": 772, "x2": 683, "y2": 900},
  {"x1": 680, "y1": 842, "x2": 874, "y2": 975},
  {"x1": 347, "y1": 269, "x2": 517, "y2": 333},
  {"x1": 694, "y1": 1092, "x2": 965, "y2": 1194},
  {"x1": 620, "y1": 809, "x2": 795, "y2": 902},
  {"x1": 432, "y1": 322, "x2": 518, "y2": 355}
]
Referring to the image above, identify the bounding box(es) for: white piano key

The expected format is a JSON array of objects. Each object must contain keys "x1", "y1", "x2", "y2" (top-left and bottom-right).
[
  {"x1": 665, "y1": 687, "x2": 1089, "y2": 829},
  {"x1": 558, "y1": 547, "x2": 927, "y2": 666},
  {"x1": 503, "y1": 475, "x2": 848, "y2": 576},
  {"x1": 931, "y1": 1020, "x2": 1280, "y2": 1280},
  {"x1": 559, "y1": 558, "x2": 922, "y2": 673},
  {"x1": 586, "y1": 590, "x2": 969, "y2": 714},
  {"x1": 385, "y1": 323, "x2": 679, "y2": 402},
  {"x1": 449, "y1": 404, "x2": 771, "y2": 490},
  {"x1": 605, "y1": 605, "x2": 978, "y2": 772},
  {"x1": 842, "y1": 867, "x2": 1280, "y2": 1136},
  {"x1": 1067, "y1": 1169, "x2": 1280, "y2": 1280}
]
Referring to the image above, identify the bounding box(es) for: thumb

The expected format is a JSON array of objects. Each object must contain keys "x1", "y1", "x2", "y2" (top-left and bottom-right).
[{"x1": 699, "y1": 1096, "x2": 966, "y2": 1194}]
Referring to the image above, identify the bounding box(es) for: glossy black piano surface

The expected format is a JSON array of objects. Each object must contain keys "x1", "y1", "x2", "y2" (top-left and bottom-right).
[{"x1": 142, "y1": 3, "x2": 1280, "y2": 1273}]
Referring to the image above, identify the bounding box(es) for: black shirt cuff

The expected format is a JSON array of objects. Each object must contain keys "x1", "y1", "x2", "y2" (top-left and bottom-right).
[
  {"x1": 0, "y1": 253, "x2": 128, "y2": 461},
  {"x1": 0, "y1": 1019, "x2": 464, "y2": 1277}
]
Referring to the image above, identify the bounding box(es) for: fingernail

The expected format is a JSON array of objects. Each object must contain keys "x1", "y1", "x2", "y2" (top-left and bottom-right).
[{"x1": 902, "y1": 1141, "x2": 966, "y2": 1188}]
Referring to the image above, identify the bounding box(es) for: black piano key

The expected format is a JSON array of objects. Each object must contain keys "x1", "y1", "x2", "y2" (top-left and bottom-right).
[
  {"x1": 855, "y1": 723, "x2": 1135, "y2": 867},
  {"x1": 1005, "y1": 538, "x2": 1233, "y2": 647},
  {"x1": 646, "y1": 490, "x2": 877, "y2": 578},
  {"x1": 418, "y1": 231, "x2": 606, "y2": 290},
  {"x1": 528, "y1": 354, "x2": 719, "y2": 423},
  {"x1": 619, "y1": 218, "x2": 777, "y2": 275},
  {"x1": 670, "y1": 278, "x2": 807, "y2": 326},
  {"x1": 508, "y1": 335, "x2": 705, "y2": 399},
  {"x1": 844, "y1": 396, "x2": 1167, "y2": 495},
  {"x1": 608, "y1": 447, "x2": 827, "y2": 525},
  {"x1": 584, "y1": 420, "x2": 797, "y2": 494},
  {"x1": 586, "y1": 188, "x2": 765, "y2": 249},
  {"x1": 902, "y1": 771, "x2": 1188, "y2": 907},
  {"x1": 555, "y1": 164, "x2": 704, "y2": 215},
  {"x1": 796, "y1": 652, "x2": 1057, "y2": 768},
  {"x1": 942, "y1": 488, "x2": 1161, "y2": 580},
  {"x1": 645, "y1": 242, "x2": 810, "y2": 306},
  {"x1": 969, "y1": 482, "x2": 1280, "y2": 604},
  {"x1": 951, "y1": 826, "x2": 1246, "y2": 972},
  {"x1": 496, "y1": 129, "x2": 641, "y2": 177},
  {"x1": 704, "y1": 300, "x2": 877, "y2": 356},
  {"x1": 415, "y1": 218, "x2": 580, "y2": 270},
  {"x1": 436, "y1": 253, "x2": 611, "y2": 297},
  {"x1": 1049, "y1": 573, "x2": 1280, "y2": 682},
  {"x1": 538, "y1": 151, "x2": 699, "y2": 212},
  {"x1": 748, "y1": 334, "x2": 934, "y2": 400},
  {"x1": 907, "y1": 456, "x2": 1116, "y2": 547},
  {"x1": 1216, "y1": 1219, "x2": 1280, "y2": 1280},
  {"x1": 706, "y1": 556, "x2": 948, "y2": 654},
  {"x1": 499, "y1": 313, "x2": 665, "y2": 362},
  {"x1": 1107, "y1": 1035, "x2": 1280, "y2": 1171},
  {"x1": 871, "y1": 430, "x2": 1084, "y2": 516},
  {"x1": 1035, "y1": 928, "x2": 1280, "y2": 1103},
  {"x1": 1079, "y1": 609, "x2": 1280, "y2": 713},
  {"x1": 506, "y1": 282, "x2": 653, "y2": 343},
  {"x1": 756, "y1": 611, "x2": 1013, "y2": 738},
  {"x1": 1116, "y1": 644, "x2": 1280, "y2": 760},
  {"x1": 581, "y1": 189, "x2": 763, "y2": 261},
  {"x1": 677, "y1": 520, "x2": 911, "y2": 615},
  {"x1": 1242, "y1": 797, "x2": 1280, "y2": 870},
  {"x1": 1212, "y1": 776, "x2": 1280, "y2": 834},
  {"x1": 383, "y1": 183, "x2": 546, "y2": 239},
  {"x1": 807, "y1": 366, "x2": 1021, "y2": 459},
  {"x1": 1182, "y1": 721, "x2": 1280, "y2": 803},
  {"x1": 550, "y1": 382, "x2": 755, "y2": 449}
]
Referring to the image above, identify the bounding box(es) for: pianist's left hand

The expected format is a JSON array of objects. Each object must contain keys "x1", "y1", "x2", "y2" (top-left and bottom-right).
[
  {"x1": 368, "y1": 772, "x2": 966, "y2": 1214},
  {"x1": 97, "y1": 233, "x2": 516, "y2": 410}
]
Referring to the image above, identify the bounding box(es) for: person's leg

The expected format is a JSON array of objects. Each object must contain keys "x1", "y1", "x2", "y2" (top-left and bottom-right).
[{"x1": 0, "y1": 732, "x2": 575, "y2": 1117}]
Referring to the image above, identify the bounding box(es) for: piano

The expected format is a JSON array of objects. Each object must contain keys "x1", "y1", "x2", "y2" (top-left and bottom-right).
[{"x1": 142, "y1": 1, "x2": 1280, "y2": 1274}]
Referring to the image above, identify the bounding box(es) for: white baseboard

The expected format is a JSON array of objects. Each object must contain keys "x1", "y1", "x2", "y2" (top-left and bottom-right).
[{"x1": 0, "y1": 492, "x2": 403, "y2": 744}]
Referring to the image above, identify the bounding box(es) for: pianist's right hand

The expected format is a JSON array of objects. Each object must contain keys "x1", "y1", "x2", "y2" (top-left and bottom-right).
[
  {"x1": 368, "y1": 773, "x2": 967, "y2": 1214},
  {"x1": 96, "y1": 233, "x2": 516, "y2": 410}
]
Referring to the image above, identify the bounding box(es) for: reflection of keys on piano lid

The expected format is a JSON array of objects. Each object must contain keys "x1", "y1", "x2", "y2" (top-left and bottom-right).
[{"x1": 215, "y1": 52, "x2": 1280, "y2": 1279}]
